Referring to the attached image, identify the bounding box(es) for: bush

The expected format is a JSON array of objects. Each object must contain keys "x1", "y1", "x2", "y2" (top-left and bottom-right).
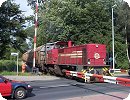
[{"x1": 0, "y1": 60, "x2": 21, "y2": 72}]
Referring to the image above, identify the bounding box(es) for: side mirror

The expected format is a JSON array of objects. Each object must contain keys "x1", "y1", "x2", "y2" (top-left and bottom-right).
[{"x1": 4, "y1": 79, "x2": 8, "y2": 83}]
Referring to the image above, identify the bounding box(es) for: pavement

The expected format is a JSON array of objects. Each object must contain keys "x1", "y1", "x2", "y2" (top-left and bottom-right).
[
  {"x1": 4, "y1": 75, "x2": 60, "y2": 81},
  {"x1": 62, "y1": 92, "x2": 128, "y2": 100},
  {"x1": 3, "y1": 73, "x2": 128, "y2": 82}
]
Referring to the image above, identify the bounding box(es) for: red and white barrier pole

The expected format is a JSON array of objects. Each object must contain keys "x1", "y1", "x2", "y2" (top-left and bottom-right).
[
  {"x1": 65, "y1": 70, "x2": 130, "y2": 86},
  {"x1": 33, "y1": 0, "x2": 38, "y2": 69},
  {"x1": 85, "y1": 73, "x2": 130, "y2": 86},
  {"x1": 65, "y1": 70, "x2": 130, "y2": 99},
  {"x1": 109, "y1": 69, "x2": 127, "y2": 73}
]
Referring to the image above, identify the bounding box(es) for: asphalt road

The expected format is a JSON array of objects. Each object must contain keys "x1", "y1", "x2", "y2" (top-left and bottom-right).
[
  {"x1": 27, "y1": 78, "x2": 130, "y2": 100},
  {"x1": 6, "y1": 74, "x2": 130, "y2": 100}
]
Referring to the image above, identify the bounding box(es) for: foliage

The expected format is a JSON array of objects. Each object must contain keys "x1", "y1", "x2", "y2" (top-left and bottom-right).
[
  {"x1": 27, "y1": 0, "x2": 130, "y2": 68},
  {"x1": 0, "y1": 0, "x2": 31, "y2": 59},
  {"x1": 0, "y1": 60, "x2": 17, "y2": 71},
  {"x1": 113, "y1": 1, "x2": 130, "y2": 68}
]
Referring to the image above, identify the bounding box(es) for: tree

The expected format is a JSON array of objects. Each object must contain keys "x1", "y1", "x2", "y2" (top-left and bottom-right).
[
  {"x1": 114, "y1": 1, "x2": 130, "y2": 68},
  {"x1": 0, "y1": 0, "x2": 29, "y2": 59},
  {"x1": 40, "y1": 0, "x2": 112, "y2": 45},
  {"x1": 27, "y1": 0, "x2": 130, "y2": 68}
]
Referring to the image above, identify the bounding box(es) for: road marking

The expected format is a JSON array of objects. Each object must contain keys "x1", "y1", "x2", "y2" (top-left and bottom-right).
[
  {"x1": 39, "y1": 84, "x2": 71, "y2": 89},
  {"x1": 33, "y1": 82, "x2": 87, "y2": 91}
]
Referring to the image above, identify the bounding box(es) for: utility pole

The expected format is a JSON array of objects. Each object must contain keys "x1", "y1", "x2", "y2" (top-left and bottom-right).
[{"x1": 112, "y1": 4, "x2": 116, "y2": 69}]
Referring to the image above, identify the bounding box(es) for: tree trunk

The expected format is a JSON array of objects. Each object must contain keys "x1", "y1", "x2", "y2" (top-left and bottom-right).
[{"x1": 125, "y1": 25, "x2": 130, "y2": 63}]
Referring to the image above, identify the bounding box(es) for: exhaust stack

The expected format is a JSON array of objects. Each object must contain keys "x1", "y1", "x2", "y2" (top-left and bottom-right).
[{"x1": 68, "y1": 41, "x2": 72, "y2": 47}]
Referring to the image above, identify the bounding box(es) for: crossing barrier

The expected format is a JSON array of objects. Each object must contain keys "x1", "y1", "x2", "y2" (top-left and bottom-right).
[
  {"x1": 109, "y1": 69, "x2": 127, "y2": 73},
  {"x1": 65, "y1": 70, "x2": 85, "y2": 79},
  {"x1": 85, "y1": 73, "x2": 130, "y2": 86},
  {"x1": 65, "y1": 70, "x2": 130, "y2": 99},
  {"x1": 65, "y1": 70, "x2": 130, "y2": 87}
]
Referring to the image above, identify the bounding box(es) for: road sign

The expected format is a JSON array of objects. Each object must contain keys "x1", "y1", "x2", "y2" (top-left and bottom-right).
[
  {"x1": 11, "y1": 52, "x2": 19, "y2": 76},
  {"x1": 11, "y1": 53, "x2": 18, "y2": 56}
]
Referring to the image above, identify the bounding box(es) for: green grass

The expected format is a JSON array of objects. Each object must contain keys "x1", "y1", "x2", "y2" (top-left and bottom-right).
[{"x1": 0, "y1": 71, "x2": 32, "y2": 76}]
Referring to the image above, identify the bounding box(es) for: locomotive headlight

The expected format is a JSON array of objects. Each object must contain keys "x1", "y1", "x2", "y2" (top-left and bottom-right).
[{"x1": 88, "y1": 59, "x2": 90, "y2": 64}]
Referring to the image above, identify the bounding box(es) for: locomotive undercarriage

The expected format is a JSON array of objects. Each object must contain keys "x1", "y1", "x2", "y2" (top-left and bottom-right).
[
  {"x1": 22, "y1": 41, "x2": 112, "y2": 83},
  {"x1": 27, "y1": 62, "x2": 111, "y2": 83},
  {"x1": 40, "y1": 64, "x2": 111, "y2": 80},
  {"x1": 84, "y1": 66, "x2": 111, "y2": 82}
]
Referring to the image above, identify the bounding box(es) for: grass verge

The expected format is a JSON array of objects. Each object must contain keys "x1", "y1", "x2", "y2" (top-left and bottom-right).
[{"x1": 0, "y1": 71, "x2": 32, "y2": 76}]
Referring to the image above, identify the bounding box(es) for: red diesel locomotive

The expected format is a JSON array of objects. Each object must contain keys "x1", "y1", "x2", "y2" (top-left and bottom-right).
[{"x1": 22, "y1": 41, "x2": 110, "y2": 76}]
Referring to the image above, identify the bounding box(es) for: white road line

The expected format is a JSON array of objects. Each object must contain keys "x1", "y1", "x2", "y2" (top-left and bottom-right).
[{"x1": 39, "y1": 84, "x2": 71, "y2": 89}]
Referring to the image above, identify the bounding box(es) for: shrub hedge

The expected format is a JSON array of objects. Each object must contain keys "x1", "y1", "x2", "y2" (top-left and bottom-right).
[{"x1": 0, "y1": 60, "x2": 21, "y2": 72}]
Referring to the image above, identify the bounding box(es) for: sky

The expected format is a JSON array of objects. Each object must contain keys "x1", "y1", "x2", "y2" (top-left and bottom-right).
[
  {"x1": 15, "y1": 0, "x2": 130, "y2": 16},
  {"x1": 13, "y1": 0, "x2": 130, "y2": 16},
  {"x1": 124, "y1": 0, "x2": 130, "y2": 6},
  {"x1": 0, "y1": 0, "x2": 130, "y2": 16},
  {"x1": 0, "y1": 0, "x2": 33, "y2": 16},
  {"x1": 14, "y1": 0, "x2": 33, "y2": 16},
  {"x1": 0, "y1": 0, "x2": 6, "y2": 7},
  {"x1": 14, "y1": 0, "x2": 130, "y2": 17}
]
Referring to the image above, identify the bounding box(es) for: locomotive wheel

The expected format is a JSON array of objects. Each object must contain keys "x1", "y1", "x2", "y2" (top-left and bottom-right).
[
  {"x1": 48, "y1": 67, "x2": 55, "y2": 75},
  {"x1": 41, "y1": 65, "x2": 48, "y2": 74},
  {"x1": 102, "y1": 69, "x2": 111, "y2": 76},
  {"x1": 89, "y1": 69, "x2": 98, "y2": 74},
  {"x1": 101, "y1": 67, "x2": 113, "y2": 76},
  {"x1": 103, "y1": 71, "x2": 109, "y2": 76},
  {"x1": 54, "y1": 65, "x2": 63, "y2": 76},
  {"x1": 88, "y1": 69, "x2": 99, "y2": 82}
]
